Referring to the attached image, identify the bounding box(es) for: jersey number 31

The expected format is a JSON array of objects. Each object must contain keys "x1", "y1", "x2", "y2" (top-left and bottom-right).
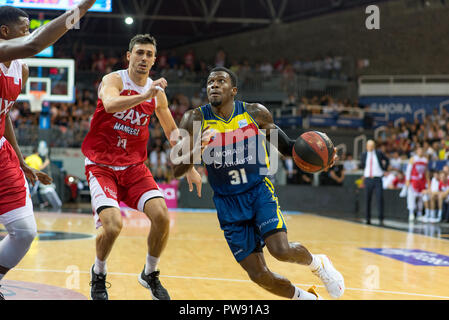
[{"x1": 229, "y1": 169, "x2": 248, "y2": 185}]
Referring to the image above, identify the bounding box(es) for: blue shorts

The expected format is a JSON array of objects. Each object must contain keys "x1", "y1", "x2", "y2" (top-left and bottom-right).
[{"x1": 213, "y1": 178, "x2": 287, "y2": 262}]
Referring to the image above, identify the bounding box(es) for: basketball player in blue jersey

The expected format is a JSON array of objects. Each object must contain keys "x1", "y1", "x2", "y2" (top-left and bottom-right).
[{"x1": 172, "y1": 67, "x2": 345, "y2": 300}]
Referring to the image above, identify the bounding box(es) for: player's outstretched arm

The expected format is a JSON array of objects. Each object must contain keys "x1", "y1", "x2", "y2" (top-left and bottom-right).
[
  {"x1": 155, "y1": 92, "x2": 204, "y2": 196},
  {"x1": 0, "y1": 0, "x2": 97, "y2": 62},
  {"x1": 100, "y1": 74, "x2": 167, "y2": 113},
  {"x1": 246, "y1": 103, "x2": 295, "y2": 157},
  {"x1": 247, "y1": 103, "x2": 338, "y2": 170},
  {"x1": 171, "y1": 109, "x2": 214, "y2": 179}
]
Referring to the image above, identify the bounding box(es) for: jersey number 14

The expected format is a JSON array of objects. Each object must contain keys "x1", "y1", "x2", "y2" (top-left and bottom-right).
[{"x1": 117, "y1": 136, "x2": 127, "y2": 150}]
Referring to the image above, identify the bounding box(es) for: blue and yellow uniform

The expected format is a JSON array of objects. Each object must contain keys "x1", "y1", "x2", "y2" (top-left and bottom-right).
[{"x1": 199, "y1": 100, "x2": 287, "y2": 262}]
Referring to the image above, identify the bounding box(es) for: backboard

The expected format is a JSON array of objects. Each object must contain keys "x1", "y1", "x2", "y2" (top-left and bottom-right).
[{"x1": 18, "y1": 58, "x2": 76, "y2": 104}]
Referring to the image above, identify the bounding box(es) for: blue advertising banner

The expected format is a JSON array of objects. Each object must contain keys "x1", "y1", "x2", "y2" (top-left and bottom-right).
[
  {"x1": 359, "y1": 96, "x2": 449, "y2": 122},
  {"x1": 275, "y1": 116, "x2": 302, "y2": 127},
  {"x1": 361, "y1": 248, "x2": 449, "y2": 266}
]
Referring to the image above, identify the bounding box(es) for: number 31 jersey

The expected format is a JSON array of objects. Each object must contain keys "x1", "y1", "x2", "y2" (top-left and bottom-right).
[
  {"x1": 82, "y1": 70, "x2": 157, "y2": 166},
  {"x1": 199, "y1": 101, "x2": 270, "y2": 196}
]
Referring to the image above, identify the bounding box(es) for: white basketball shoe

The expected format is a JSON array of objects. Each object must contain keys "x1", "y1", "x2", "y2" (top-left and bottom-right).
[{"x1": 311, "y1": 255, "x2": 345, "y2": 298}]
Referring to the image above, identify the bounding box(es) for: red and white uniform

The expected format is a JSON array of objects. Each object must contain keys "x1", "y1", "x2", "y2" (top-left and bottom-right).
[
  {"x1": 0, "y1": 60, "x2": 33, "y2": 225},
  {"x1": 406, "y1": 156, "x2": 428, "y2": 193},
  {"x1": 440, "y1": 178, "x2": 449, "y2": 202},
  {"x1": 405, "y1": 155, "x2": 428, "y2": 211},
  {"x1": 438, "y1": 179, "x2": 448, "y2": 192},
  {"x1": 81, "y1": 70, "x2": 164, "y2": 228},
  {"x1": 392, "y1": 176, "x2": 405, "y2": 189}
]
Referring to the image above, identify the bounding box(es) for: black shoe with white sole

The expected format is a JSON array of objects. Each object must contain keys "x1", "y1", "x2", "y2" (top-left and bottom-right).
[
  {"x1": 89, "y1": 265, "x2": 109, "y2": 300},
  {"x1": 138, "y1": 267, "x2": 170, "y2": 300}
]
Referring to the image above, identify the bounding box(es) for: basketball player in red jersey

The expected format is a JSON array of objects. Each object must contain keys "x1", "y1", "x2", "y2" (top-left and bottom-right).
[
  {"x1": 81, "y1": 34, "x2": 203, "y2": 300},
  {"x1": 405, "y1": 146, "x2": 429, "y2": 222},
  {"x1": 0, "y1": 1, "x2": 98, "y2": 300}
]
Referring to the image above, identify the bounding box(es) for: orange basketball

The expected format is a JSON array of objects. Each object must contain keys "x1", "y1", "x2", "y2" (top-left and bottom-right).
[{"x1": 292, "y1": 131, "x2": 335, "y2": 173}]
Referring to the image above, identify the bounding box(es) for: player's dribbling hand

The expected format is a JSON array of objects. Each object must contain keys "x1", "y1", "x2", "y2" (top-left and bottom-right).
[
  {"x1": 323, "y1": 148, "x2": 338, "y2": 172},
  {"x1": 200, "y1": 125, "x2": 216, "y2": 152},
  {"x1": 186, "y1": 167, "x2": 203, "y2": 197}
]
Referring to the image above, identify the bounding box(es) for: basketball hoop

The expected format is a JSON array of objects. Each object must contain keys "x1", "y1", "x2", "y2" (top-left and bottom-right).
[{"x1": 29, "y1": 91, "x2": 47, "y2": 113}]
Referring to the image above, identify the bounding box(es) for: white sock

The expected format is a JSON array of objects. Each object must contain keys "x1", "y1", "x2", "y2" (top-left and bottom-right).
[
  {"x1": 409, "y1": 210, "x2": 414, "y2": 217},
  {"x1": 425, "y1": 208, "x2": 430, "y2": 216},
  {"x1": 430, "y1": 210, "x2": 436, "y2": 218},
  {"x1": 94, "y1": 257, "x2": 107, "y2": 275},
  {"x1": 438, "y1": 209, "x2": 443, "y2": 218},
  {"x1": 292, "y1": 286, "x2": 318, "y2": 300},
  {"x1": 308, "y1": 254, "x2": 321, "y2": 272},
  {"x1": 145, "y1": 254, "x2": 160, "y2": 275}
]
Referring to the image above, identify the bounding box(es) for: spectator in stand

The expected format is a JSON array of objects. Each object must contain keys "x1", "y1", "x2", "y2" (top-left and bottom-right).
[
  {"x1": 320, "y1": 162, "x2": 345, "y2": 186},
  {"x1": 167, "y1": 50, "x2": 180, "y2": 68},
  {"x1": 283, "y1": 94, "x2": 297, "y2": 108},
  {"x1": 215, "y1": 48, "x2": 226, "y2": 67},
  {"x1": 229, "y1": 59, "x2": 241, "y2": 75},
  {"x1": 273, "y1": 57, "x2": 286, "y2": 72},
  {"x1": 438, "y1": 140, "x2": 449, "y2": 160},
  {"x1": 259, "y1": 60, "x2": 273, "y2": 77},
  {"x1": 183, "y1": 48, "x2": 195, "y2": 72},
  {"x1": 389, "y1": 151, "x2": 403, "y2": 171},
  {"x1": 342, "y1": 153, "x2": 358, "y2": 173},
  {"x1": 91, "y1": 52, "x2": 107, "y2": 73},
  {"x1": 389, "y1": 171, "x2": 406, "y2": 189}
]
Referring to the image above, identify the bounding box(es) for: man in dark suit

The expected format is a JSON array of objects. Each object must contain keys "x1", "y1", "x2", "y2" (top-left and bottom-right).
[{"x1": 360, "y1": 140, "x2": 390, "y2": 225}]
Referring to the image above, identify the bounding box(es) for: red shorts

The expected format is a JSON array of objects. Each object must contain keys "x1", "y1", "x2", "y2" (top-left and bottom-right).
[
  {"x1": 0, "y1": 137, "x2": 33, "y2": 225},
  {"x1": 411, "y1": 179, "x2": 427, "y2": 193},
  {"x1": 85, "y1": 160, "x2": 164, "y2": 228}
]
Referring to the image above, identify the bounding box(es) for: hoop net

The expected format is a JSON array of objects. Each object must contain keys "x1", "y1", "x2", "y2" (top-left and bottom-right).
[{"x1": 29, "y1": 91, "x2": 47, "y2": 113}]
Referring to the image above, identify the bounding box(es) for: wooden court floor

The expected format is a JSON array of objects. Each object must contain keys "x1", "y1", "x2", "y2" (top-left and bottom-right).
[{"x1": 2, "y1": 209, "x2": 449, "y2": 300}]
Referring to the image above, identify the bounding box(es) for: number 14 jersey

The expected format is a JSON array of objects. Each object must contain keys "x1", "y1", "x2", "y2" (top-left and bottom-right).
[{"x1": 82, "y1": 70, "x2": 157, "y2": 166}]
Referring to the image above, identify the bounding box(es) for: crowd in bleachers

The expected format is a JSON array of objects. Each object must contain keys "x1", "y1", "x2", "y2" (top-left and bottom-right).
[{"x1": 66, "y1": 46, "x2": 348, "y2": 83}]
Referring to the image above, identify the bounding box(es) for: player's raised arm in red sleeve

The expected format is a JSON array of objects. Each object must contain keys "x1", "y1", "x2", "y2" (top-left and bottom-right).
[
  {"x1": 154, "y1": 90, "x2": 179, "y2": 147},
  {"x1": 0, "y1": 0, "x2": 97, "y2": 62},
  {"x1": 100, "y1": 75, "x2": 167, "y2": 113}
]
